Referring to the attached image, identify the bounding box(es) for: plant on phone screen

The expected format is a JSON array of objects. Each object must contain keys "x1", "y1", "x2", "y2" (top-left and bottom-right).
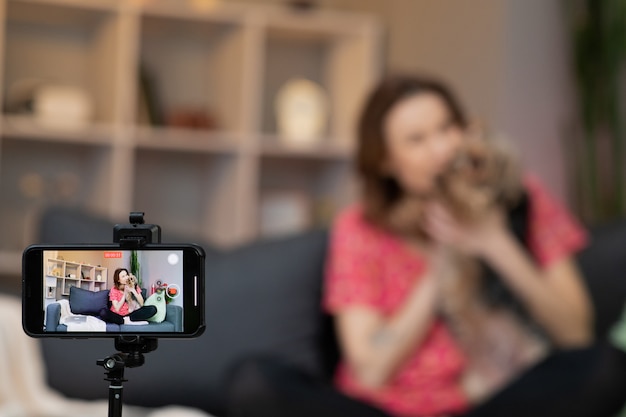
[{"x1": 130, "y1": 250, "x2": 142, "y2": 288}]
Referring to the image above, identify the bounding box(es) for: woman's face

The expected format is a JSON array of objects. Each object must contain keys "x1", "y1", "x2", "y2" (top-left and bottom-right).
[
  {"x1": 383, "y1": 92, "x2": 464, "y2": 196},
  {"x1": 118, "y1": 270, "x2": 129, "y2": 285}
]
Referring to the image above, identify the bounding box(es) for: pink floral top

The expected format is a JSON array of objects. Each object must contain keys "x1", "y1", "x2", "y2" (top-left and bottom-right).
[
  {"x1": 109, "y1": 286, "x2": 141, "y2": 316},
  {"x1": 323, "y1": 175, "x2": 587, "y2": 417}
]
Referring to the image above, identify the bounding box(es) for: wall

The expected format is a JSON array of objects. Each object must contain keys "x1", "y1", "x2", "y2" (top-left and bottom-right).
[
  {"x1": 138, "y1": 250, "x2": 183, "y2": 307},
  {"x1": 376, "y1": 0, "x2": 507, "y2": 131},
  {"x1": 499, "y1": 0, "x2": 574, "y2": 202}
]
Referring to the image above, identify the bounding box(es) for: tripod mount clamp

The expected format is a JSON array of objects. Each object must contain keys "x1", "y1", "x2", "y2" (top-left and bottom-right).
[{"x1": 113, "y1": 212, "x2": 161, "y2": 248}]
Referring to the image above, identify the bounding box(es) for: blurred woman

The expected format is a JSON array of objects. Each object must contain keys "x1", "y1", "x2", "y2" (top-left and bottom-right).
[
  {"x1": 323, "y1": 74, "x2": 625, "y2": 417},
  {"x1": 225, "y1": 74, "x2": 626, "y2": 417}
]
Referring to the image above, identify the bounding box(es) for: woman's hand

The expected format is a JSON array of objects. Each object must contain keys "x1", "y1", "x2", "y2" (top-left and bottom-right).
[{"x1": 423, "y1": 202, "x2": 508, "y2": 256}]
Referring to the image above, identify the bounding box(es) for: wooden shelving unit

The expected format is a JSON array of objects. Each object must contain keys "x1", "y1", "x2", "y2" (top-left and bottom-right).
[
  {"x1": 0, "y1": 0, "x2": 382, "y2": 274},
  {"x1": 44, "y1": 256, "x2": 107, "y2": 310},
  {"x1": 46, "y1": 258, "x2": 107, "y2": 294}
]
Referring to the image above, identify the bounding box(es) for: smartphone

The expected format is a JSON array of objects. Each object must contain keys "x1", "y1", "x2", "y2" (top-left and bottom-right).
[{"x1": 22, "y1": 244, "x2": 205, "y2": 338}]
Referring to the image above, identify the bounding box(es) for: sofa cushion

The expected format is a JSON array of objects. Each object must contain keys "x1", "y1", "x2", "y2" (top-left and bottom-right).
[
  {"x1": 200, "y1": 229, "x2": 337, "y2": 410},
  {"x1": 69, "y1": 286, "x2": 109, "y2": 316},
  {"x1": 576, "y1": 219, "x2": 626, "y2": 338},
  {"x1": 206, "y1": 229, "x2": 329, "y2": 367}
]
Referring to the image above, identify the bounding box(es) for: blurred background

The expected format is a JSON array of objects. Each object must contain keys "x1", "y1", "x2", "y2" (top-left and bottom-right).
[{"x1": 0, "y1": 0, "x2": 621, "y2": 283}]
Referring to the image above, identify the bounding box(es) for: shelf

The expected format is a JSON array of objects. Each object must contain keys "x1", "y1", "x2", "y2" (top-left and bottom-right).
[
  {"x1": 259, "y1": 156, "x2": 353, "y2": 192},
  {"x1": 132, "y1": 148, "x2": 239, "y2": 245},
  {"x1": 259, "y1": 134, "x2": 353, "y2": 159},
  {"x1": 260, "y1": 19, "x2": 374, "y2": 147},
  {"x1": 265, "y1": 8, "x2": 373, "y2": 40},
  {"x1": 45, "y1": 256, "x2": 108, "y2": 298},
  {"x1": 4, "y1": 0, "x2": 122, "y2": 124},
  {"x1": 137, "y1": 12, "x2": 246, "y2": 132},
  {"x1": 0, "y1": 1, "x2": 380, "y2": 249},
  {"x1": 0, "y1": 139, "x2": 114, "y2": 251},
  {"x1": 261, "y1": 34, "x2": 330, "y2": 137},
  {"x1": 134, "y1": 126, "x2": 241, "y2": 154},
  {"x1": 258, "y1": 156, "x2": 355, "y2": 236},
  {"x1": 139, "y1": 0, "x2": 246, "y2": 23},
  {"x1": 1, "y1": 115, "x2": 114, "y2": 145},
  {"x1": 6, "y1": 0, "x2": 120, "y2": 27}
]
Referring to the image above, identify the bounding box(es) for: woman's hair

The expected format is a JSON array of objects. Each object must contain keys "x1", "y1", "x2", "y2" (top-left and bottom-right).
[
  {"x1": 113, "y1": 268, "x2": 129, "y2": 290},
  {"x1": 356, "y1": 73, "x2": 468, "y2": 228}
]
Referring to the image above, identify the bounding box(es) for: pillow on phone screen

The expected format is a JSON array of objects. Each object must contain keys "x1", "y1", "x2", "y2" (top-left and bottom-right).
[
  {"x1": 69, "y1": 286, "x2": 109, "y2": 316},
  {"x1": 143, "y1": 292, "x2": 166, "y2": 323}
]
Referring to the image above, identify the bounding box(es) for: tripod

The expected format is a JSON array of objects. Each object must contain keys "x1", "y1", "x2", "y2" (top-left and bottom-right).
[
  {"x1": 97, "y1": 337, "x2": 158, "y2": 417},
  {"x1": 96, "y1": 212, "x2": 161, "y2": 417}
]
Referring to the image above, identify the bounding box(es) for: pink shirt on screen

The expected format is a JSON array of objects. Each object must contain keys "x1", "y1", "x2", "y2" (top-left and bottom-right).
[{"x1": 109, "y1": 286, "x2": 129, "y2": 316}]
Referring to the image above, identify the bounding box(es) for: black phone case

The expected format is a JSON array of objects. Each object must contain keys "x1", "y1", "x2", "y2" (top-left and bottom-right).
[{"x1": 22, "y1": 243, "x2": 205, "y2": 339}]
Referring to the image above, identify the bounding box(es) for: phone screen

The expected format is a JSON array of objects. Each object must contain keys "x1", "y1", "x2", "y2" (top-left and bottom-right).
[{"x1": 23, "y1": 244, "x2": 205, "y2": 338}]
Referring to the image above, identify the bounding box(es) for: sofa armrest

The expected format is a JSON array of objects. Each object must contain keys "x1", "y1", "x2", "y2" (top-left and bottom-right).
[
  {"x1": 165, "y1": 304, "x2": 183, "y2": 332},
  {"x1": 46, "y1": 303, "x2": 61, "y2": 331}
]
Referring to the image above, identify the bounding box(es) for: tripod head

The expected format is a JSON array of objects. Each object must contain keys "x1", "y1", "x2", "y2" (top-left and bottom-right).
[
  {"x1": 98, "y1": 336, "x2": 158, "y2": 375},
  {"x1": 114, "y1": 336, "x2": 159, "y2": 367}
]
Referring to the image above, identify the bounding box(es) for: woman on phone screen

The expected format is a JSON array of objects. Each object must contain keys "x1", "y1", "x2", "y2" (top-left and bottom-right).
[{"x1": 100, "y1": 268, "x2": 156, "y2": 324}]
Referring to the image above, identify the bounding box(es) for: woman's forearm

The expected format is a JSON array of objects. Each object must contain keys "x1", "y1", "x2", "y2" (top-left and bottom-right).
[
  {"x1": 480, "y1": 231, "x2": 593, "y2": 346},
  {"x1": 133, "y1": 286, "x2": 145, "y2": 305},
  {"x1": 111, "y1": 298, "x2": 125, "y2": 313},
  {"x1": 349, "y1": 273, "x2": 440, "y2": 388}
]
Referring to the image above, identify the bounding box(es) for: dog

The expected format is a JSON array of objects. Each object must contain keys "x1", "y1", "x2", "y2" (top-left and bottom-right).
[
  {"x1": 125, "y1": 273, "x2": 142, "y2": 312},
  {"x1": 126, "y1": 273, "x2": 138, "y2": 290},
  {"x1": 386, "y1": 132, "x2": 546, "y2": 401}
]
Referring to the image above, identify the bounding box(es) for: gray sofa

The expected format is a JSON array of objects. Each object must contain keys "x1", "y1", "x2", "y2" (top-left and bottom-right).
[
  {"x1": 45, "y1": 289, "x2": 183, "y2": 333},
  {"x1": 24, "y1": 207, "x2": 626, "y2": 416}
]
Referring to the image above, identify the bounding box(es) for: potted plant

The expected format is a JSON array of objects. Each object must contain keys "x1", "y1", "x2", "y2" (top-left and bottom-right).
[
  {"x1": 568, "y1": 0, "x2": 626, "y2": 222},
  {"x1": 130, "y1": 250, "x2": 142, "y2": 289}
]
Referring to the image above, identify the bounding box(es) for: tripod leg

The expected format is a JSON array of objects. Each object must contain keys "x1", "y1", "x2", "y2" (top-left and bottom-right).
[
  {"x1": 99, "y1": 339, "x2": 158, "y2": 417},
  {"x1": 109, "y1": 379, "x2": 124, "y2": 417},
  {"x1": 98, "y1": 355, "x2": 127, "y2": 417}
]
